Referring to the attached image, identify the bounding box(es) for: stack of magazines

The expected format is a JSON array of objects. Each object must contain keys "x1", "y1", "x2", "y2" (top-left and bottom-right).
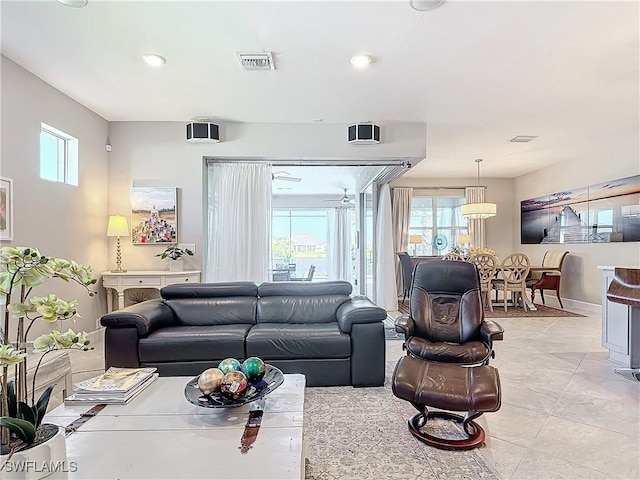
[{"x1": 64, "y1": 367, "x2": 158, "y2": 405}]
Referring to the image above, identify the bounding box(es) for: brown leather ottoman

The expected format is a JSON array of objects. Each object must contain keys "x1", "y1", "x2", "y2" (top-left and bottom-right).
[{"x1": 392, "y1": 355, "x2": 501, "y2": 450}]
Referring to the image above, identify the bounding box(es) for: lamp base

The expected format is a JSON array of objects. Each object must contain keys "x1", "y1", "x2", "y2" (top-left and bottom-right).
[{"x1": 111, "y1": 268, "x2": 127, "y2": 273}]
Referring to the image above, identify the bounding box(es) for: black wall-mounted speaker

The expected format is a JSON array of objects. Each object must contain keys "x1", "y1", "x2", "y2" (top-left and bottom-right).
[
  {"x1": 186, "y1": 122, "x2": 220, "y2": 143},
  {"x1": 348, "y1": 123, "x2": 380, "y2": 144}
]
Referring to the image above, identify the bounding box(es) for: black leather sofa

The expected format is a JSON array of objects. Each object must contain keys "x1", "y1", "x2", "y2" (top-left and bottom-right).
[{"x1": 100, "y1": 281, "x2": 388, "y2": 387}]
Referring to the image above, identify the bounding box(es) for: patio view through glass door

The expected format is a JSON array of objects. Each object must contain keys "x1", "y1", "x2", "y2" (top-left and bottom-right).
[{"x1": 271, "y1": 208, "x2": 356, "y2": 285}]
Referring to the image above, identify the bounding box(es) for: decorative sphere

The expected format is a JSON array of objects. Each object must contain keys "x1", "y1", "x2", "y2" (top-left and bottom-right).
[
  {"x1": 197, "y1": 368, "x2": 224, "y2": 395},
  {"x1": 220, "y1": 371, "x2": 248, "y2": 400},
  {"x1": 241, "y1": 357, "x2": 266, "y2": 383},
  {"x1": 218, "y1": 358, "x2": 241, "y2": 374}
]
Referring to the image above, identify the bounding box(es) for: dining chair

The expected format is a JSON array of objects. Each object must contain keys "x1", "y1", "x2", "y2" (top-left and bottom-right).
[
  {"x1": 526, "y1": 250, "x2": 569, "y2": 308},
  {"x1": 396, "y1": 252, "x2": 414, "y2": 304},
  {"x1": 442, "y1": 252, "x2": 464, "y2": 261},
  {"x1": 469, "y1": 253, "x2": 500, "y2": 312},
  {"x1": 290, "y1": 265, "x2": 315, "y2": 281},
  {"x1": 492, "y1": 253, "x2": 531, "y2": 312}
]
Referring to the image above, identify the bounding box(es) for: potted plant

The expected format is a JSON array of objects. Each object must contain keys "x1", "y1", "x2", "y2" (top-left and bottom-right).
[
  {"x1": 0, "y1": 246, "x2": 95, "y2": 475},
  {"x1": 155, "y1": 245, "x2": 194, "y2": 272}
]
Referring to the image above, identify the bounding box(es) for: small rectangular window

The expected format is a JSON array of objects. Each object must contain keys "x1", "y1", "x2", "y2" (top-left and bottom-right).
[{"x1": 40, "y1": 123, "x2": 78, "y2": 186}]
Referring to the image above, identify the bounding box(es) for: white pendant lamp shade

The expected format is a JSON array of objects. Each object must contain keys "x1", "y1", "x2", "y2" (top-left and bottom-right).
[
  {"x1": 462, "y1": 159, "x2": 497, "y2": 219},
  {"x1": 461, "y1": 202, "x2": 497, "y2": 219}
]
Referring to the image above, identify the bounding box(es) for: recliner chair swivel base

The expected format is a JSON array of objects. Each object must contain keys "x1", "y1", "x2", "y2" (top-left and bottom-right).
[{"x1": 408, "y1": 406, "x2": 485, "y2": 451}]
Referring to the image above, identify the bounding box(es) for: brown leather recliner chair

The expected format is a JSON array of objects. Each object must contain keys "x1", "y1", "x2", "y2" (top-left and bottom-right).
[{"x1": 395, "y1": 259, "x2": 504, "y2": 365}]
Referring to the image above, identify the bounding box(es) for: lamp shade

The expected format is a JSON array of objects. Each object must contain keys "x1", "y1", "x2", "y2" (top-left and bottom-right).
[
  {"x1": 456, "y1": 234, "x2": 472, "y2": 244},
  {"x1": 106, "y1": 215, "x2": 130, "y2": 237},
  {"x1": 409, "y1": 235, "x2": 422, "y2": 245},
  {"x1": 461, "y1": 202, "x2": 497, "y2": 219}
]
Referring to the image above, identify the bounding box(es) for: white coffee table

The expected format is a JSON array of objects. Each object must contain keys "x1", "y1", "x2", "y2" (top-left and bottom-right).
[{"x1": 45, "y1": 374, "x2": 306, "y2": 479}]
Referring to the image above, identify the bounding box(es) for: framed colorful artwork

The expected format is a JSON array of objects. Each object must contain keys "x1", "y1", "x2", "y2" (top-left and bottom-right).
[
  {"x1": 130, "y1": 186, "x2": 177, "y2": 244},
  {"x1": 0, "y1": 177, "x2": 14, "y2": 241}
]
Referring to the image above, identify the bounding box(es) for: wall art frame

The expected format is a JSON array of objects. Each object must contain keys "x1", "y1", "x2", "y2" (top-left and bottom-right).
[
  {"x1": 521, "y1": 174, "x2": 640, "y2": 244},
  {"x1": 130, "y1": 186, "x2": 178, "y2": 244},
  {"x1": 0, "y1": 177, "x2": 14, "y2": 241}
]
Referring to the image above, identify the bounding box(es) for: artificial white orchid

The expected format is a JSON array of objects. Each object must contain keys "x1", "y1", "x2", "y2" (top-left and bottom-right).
[
  {"x1": 0, "y1": 344, "x2": 27, "y2": 366},
  {"x1": 32, "y1": 328, "x2": 89, "y2": 352},
  {"x1": 1, "y1": 246, "x2": 96, "y2": 450}
]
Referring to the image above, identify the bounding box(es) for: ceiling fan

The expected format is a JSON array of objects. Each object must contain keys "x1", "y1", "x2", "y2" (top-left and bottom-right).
[
  {"x1": 272, "y1": 171, "x2": 301, "y2": 182},
  {"x1": 325, "y1": 188, "x2": 355, "y2": 205}
]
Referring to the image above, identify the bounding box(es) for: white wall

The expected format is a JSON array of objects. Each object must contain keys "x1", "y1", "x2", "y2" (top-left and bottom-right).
[
  {"x1": 514, "y1": 134, "x2": 640, "y2": 305},
  {"x1": 107, "y1": 121, "x2": 426, "y2": 272},
  {"x1": 0, "y1": 56, "x2": 110, "y2": 335}
]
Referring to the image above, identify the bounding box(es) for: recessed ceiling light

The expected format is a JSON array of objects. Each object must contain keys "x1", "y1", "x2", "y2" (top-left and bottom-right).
[
  {"x1": 510, "y1": 135, "x2": 538, "y2": 143},
  {"x1": 143, "y1": 53, "x2": 166, "y2": 67},
  {"x1": 410, "y1": 0, "x2": 446, "y2": 12},
  {"x1": 350, "y1": 54, "x2": 373, "y2": 68},
  {"x1": 56, "y1": 0, "x2": 88, "y2": 7}
]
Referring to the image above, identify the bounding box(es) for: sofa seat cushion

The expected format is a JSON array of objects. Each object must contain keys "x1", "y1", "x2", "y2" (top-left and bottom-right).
[
  {"x1": 246, "y1": 323, "x2": 350, "y2": 360},
  {"x1": 139, "y1": 325, "x2": 250, "y2": 363}
]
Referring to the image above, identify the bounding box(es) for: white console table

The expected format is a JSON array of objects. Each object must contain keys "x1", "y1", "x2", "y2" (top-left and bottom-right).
[{"x1": 102, "y1": 270, "x2": 201, "y2": 312}]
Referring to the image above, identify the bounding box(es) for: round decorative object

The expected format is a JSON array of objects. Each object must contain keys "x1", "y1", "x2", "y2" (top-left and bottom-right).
[
  {"x1": 197, "y1": 368, "x2": 224, "y2": 395},
  {"x1": 184, "y1": 364, "x2": 285, "y2": 408},
  {"x1": 432, "y1": 234, "x2": 448, "y2": 251},
  {"x1": 220, "y1": 371, "x2": 249, "y2": 400},
  {"x1": 218, "y1": 358, "x2": 241, "y2": 374},
  {"x1": 241, "y1": 357, "x2": 266, "y2": 383}
]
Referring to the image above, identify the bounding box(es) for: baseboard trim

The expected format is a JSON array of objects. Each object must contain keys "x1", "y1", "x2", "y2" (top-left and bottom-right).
[{"x1": 554, "y1": 297, "x2": 601, "y2": 314}]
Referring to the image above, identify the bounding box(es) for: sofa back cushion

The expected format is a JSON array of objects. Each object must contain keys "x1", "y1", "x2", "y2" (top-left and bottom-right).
[
  {"x1": 257, "y1": 281, "x2": 352, "y2": 324},
  {"x1": 162, "y1": 282, "x2": 258, "y2": 326}
]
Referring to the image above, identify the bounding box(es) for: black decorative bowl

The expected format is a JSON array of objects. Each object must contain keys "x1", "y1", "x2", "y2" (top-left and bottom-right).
[{"x1": 184, "y1": 364, "x2": 284, "y2": 408}]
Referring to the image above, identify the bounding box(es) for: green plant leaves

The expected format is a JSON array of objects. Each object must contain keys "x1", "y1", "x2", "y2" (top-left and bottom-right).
[
  {"x1": 0, "y1": 417, "x2": 36, "y2": 445},
  {"x1": 34, "y1": 385, "x2": 55, "y2": 428}
]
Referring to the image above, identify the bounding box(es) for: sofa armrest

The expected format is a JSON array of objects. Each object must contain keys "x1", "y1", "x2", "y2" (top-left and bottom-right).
[
  {"x1": 480, "y1": 319, "x2": 504, "y2": 344},
  {"x1": 395, "y1": 314, "x2": 414, "y2": 338},
  {"x1": 336, "y1": 296, "x2": 387, "y2": 333},
  {"x1": 100, "y1": 299, "x2": 176, "y2": 336}
]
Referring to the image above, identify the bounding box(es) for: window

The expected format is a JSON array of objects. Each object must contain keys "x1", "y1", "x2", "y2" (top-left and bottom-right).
[
  {"x1": 40, "y1": 123, "x2": 78, "y2": 185},
  {"x1": 409, "y1": 195, "x2": 468, "y2": 255},
  {"x1": 272, "y1": 209, "x2": 328, "y2": 280}
]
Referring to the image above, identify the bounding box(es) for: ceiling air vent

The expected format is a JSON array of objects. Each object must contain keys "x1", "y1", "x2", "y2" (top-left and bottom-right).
[
  {"x1": 237, "y1": 52, "x2": 275, "y2": 71},
  {"x1": 510, "y1": 135, "x2": 537, "y2": 143}
]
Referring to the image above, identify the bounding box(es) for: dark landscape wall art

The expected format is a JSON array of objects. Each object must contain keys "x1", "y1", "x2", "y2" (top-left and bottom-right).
[{"x1": 521, "y1": 175, "x2": 640, "y2": 244}]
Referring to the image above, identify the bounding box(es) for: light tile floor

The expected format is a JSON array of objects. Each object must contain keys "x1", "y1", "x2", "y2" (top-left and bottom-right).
[
  {"x1": 387, "y1": 309, "x2": 640, "y2": 480},
  {"x1": 58, "y1": 310, "x2": 639, "y2": 480}
]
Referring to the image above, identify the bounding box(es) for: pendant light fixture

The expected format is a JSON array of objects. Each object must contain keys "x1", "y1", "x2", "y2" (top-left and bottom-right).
[{"x1": 461, "y1": 159, "x2": 497, "y2": 219}]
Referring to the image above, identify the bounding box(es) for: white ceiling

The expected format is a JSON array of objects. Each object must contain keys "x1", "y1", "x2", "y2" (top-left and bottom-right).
[
  {"x1": 1, "y1": 0, "x2": 638, "y2": 181},
  {"x1": 272, "y1": 165, "x2": 366, "y2": 196}
]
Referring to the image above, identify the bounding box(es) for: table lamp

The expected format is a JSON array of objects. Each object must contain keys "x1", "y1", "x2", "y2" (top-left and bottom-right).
[
  {"x1": 456, "y1": 234, "x2": 471, "y2": 246},
  {"x1": 107, "y1": 215, "x2": 129, "y2": 273},
  {"x1": 409, "y1": 235, "x2": 422, "y2": 255}
]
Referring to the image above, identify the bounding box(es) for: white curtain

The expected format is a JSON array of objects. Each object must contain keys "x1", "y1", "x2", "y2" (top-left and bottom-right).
[
  {"x1": 391, "y1": 187, "x2": 412, "y2": 294},
  {"x1": 327, "y1": 207, "x2": 352, "y2": 282},
  {"x1": 465, "y1": 187, "x2": 487, "y2": 248},
  {"x1": 206, "y1": 163, "x2": 272, "y2": 282},
  {"x1": 375, "y1": 184, "x2": 398, "y2": 312}
]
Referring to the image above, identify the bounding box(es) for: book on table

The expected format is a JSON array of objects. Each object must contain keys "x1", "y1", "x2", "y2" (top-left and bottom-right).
[{"x1": 64, "y1": 367, "x2": 158, "y2": 405}]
